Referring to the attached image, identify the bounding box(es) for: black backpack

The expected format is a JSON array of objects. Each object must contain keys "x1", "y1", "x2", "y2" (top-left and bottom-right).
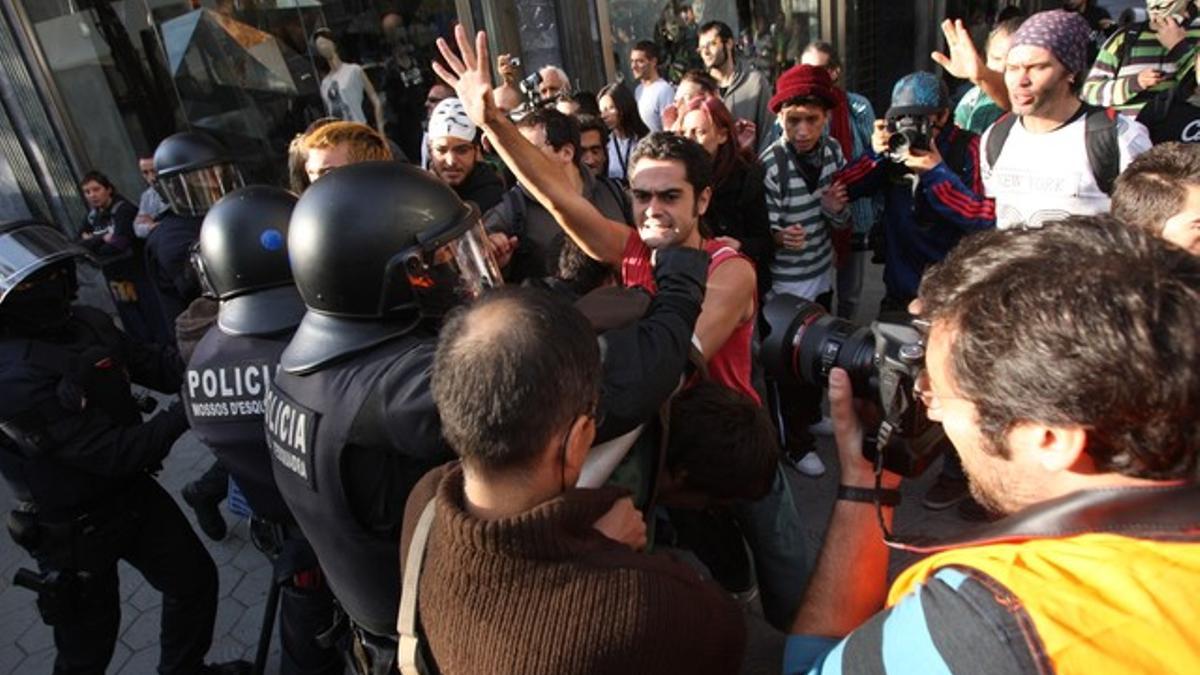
[{"x1": 984, "y1": 106, "x2": 1121, "y2": 196}]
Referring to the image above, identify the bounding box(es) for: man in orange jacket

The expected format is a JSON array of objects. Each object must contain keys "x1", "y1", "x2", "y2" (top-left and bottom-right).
[{"x1": 784, "y1": 214, "x2": 1200, "y2": 673}]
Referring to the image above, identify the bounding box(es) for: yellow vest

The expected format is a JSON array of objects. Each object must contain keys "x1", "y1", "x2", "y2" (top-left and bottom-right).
[{"x1": 888, "y1": 533, "x2": 1200, "y2": 673}]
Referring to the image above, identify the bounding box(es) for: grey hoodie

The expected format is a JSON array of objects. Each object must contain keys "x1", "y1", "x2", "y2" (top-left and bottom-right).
[{"x1": 720, "y1": 60, "x2": 773, "y2": 153}]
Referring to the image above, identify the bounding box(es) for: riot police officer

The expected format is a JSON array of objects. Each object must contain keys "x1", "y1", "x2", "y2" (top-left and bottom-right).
[
  {"x1": 148, "y1": 131, "x2": 244, "y2": 339},
  {"x1": 268, "y1": 161, "x2": 501, "y2": 672},
  {"x1": 0, "y1": 220, "x2": 248, "y2": 675},
  {"x1": 182, "y1": 186, "x2": 340, "y2": 675},
  {"x1": 150, "y1": 130, "x2": 245, "y2": 541}
]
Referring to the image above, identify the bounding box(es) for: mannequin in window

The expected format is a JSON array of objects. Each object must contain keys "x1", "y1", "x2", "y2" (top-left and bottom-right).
[{"x1": 312, "y1": 27, "x2": 385, "y2": 136}]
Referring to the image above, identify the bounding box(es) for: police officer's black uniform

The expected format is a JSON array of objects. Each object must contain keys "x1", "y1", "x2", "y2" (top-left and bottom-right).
[
  {"x1": 0, "y1": 221, "x2": 245, "y2": 675},
  {"x1": 268, "y1": 163, "x2": 502, "y2": 672},
  {"x1": 146, "y1": 131, "x2": 245, "y2": 341},
  {"x1": 148, "y1": 131, "x2": 246, "y2": 541},
  {"x1": 181, "y1": 186, "x2": 340, "y2": 675}
]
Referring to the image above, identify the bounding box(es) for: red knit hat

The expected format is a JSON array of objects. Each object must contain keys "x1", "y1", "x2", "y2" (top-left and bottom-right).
[{"x1": 769, "y1": 64, "x2": 853, "y2": 158}]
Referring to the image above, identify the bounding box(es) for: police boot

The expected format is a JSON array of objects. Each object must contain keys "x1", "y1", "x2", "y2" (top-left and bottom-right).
[
  {"x1": 183, "y1": 462, "x2": 229, "y2": 541},
  {"x1": 199, "y1": 659, "x2": 252, "y2": 674}
]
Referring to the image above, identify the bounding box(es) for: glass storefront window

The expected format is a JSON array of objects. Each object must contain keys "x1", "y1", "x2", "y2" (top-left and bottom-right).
[
  {"x1": 607, "y1": 0, "x2": 738, "y2": 83},
  {"x1": 18, "y1": 0, "x2": 461, "y2": 206}
]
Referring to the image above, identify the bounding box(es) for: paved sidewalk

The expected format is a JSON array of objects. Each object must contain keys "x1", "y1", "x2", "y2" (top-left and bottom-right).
[{"x1": 0, "y1": 429, "x2": 281, "y2": 674}]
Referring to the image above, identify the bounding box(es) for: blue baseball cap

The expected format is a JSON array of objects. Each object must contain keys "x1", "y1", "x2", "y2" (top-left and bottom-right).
[{"x1": 887, "y1": 72, "x2": 950, "y2": 119}]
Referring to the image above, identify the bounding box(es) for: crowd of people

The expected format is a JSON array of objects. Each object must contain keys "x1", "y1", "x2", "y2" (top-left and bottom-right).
[{"x1": 1, "y1": 2, "x2": 1199, "y2": 674}]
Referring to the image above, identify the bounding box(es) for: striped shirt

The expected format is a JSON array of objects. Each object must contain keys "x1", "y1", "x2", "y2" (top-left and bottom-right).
[
  {"x1": 1081, "y1": 20, "x2": 1200, "y2": 113},
  {"x1": 760, "y1": 136, "x2": 849, "y2": 300},
  {"x1": 783, "y1": 567, "x2": 1039, "y2": 674}
]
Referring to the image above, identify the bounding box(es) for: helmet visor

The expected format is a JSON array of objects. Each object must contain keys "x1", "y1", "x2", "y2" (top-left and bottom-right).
[
  {"x1": 0, "y1": 225, "x2": 82, "y2": 302},
  {"x1": 406, "y1": 221, "x2": 503, "y2": 316},
  {"x1": 188, "y1": 241, "x2": 219, "y2": 299},
  {"x1": 158, "y1": 164, "x2": 244, "y2": 217}
]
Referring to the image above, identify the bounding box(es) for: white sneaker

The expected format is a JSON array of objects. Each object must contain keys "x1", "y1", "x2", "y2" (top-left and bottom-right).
[
  {"x1": 808, "y1": 416, "x2": 834, "y2": 436},
  {"x1": 788, "y1": 450, "x2": 827, "y2": 477}
]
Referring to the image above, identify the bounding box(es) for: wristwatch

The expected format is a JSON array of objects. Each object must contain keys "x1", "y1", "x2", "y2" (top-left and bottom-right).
[{"x1": 837, "y1": 485, "x2": 901, "y2": 507}]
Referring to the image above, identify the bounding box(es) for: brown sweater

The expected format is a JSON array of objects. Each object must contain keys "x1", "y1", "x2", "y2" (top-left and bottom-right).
[{"x1": 399, "y1": 463, "x2": 746, "y2": 674}]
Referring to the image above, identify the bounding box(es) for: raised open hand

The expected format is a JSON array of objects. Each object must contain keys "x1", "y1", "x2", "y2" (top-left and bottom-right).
[
  {"x1": 930, "y1": 19, "x2": 984, "y2": 84},
  {"x1": 432, "y1": 26, "x2": 498, "y2": 128}
]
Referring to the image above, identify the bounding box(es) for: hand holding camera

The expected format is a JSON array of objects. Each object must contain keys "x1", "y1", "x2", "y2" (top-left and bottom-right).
[
  {"x1": 900, "y1": 143, "x2": 943, "y2": 175},
  {"x1": 871, "y1": 119, "x2": 890, "y2": 155},
  {"x1": 497, "y1": 53, "x2": 520, "y2": 84}
]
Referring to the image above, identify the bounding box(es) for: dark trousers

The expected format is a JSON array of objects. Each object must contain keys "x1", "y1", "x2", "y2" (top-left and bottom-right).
[
  {"x1": 34, "y1": 476, "x2": 217, "y2": 675},
  {"x1": 777, "y1": 291, "x2": 833, "y2": 455}
]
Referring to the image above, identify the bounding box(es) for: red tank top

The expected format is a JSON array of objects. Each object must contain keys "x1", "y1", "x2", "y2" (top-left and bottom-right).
[{"x1": 620, "y1": 233, "x2": 760, "y2": 405}]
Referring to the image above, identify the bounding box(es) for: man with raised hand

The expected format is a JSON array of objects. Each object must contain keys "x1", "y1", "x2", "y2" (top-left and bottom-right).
[{"x1": 434, "y1": 27, "x2": 758, "y2": 405}]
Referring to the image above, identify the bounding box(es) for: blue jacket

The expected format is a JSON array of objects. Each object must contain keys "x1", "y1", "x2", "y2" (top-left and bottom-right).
[{"x1": 838, "y1": 125, "x2": 995, "y2": 300}]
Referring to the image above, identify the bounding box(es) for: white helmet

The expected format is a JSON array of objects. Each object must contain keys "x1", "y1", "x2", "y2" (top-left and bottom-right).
[{"x1": 427, "y1": 97, "x2": 477, "y2": 143}]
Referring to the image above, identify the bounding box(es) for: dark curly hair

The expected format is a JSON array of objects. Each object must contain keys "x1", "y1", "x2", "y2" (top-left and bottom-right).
[{"x1": 918, "y1": 215, "x2": 1200, "y2": 479}]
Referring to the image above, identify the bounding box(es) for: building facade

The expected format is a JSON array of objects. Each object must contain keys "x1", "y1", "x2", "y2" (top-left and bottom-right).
[{"x1": 0, "y1": 0, "x2": 1091, "y2": 230}]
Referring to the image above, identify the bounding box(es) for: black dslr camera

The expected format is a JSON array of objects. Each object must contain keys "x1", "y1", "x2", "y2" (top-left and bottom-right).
[
  {"x1": 885, "y1": 115, "x2": 933, "y2": 159},
  {"x1": 761, "y1": 294, "x2": 950, "y2": 477},
  {"x1": 519, "y1": 71, "x2": 543, "y2": 107}
]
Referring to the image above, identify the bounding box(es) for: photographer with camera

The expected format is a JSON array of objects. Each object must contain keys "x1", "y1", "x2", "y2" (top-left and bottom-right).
[
  {"x1": 772, "y1": 216, "x2": 1200, "y2": 673},
  {"x1": 836, "y1": 69, "x2": 996, "y2": 512},
  {"x1": 836, "y1": 72, "x2": 994, "y2": 319}
]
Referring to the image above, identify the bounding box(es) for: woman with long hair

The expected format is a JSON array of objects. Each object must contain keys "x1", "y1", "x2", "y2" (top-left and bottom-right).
[
  {"x1": 597, "y1": 82, "x2": 650, "y2": 184},
  {"x1": 77, "y1": 170, "x2": 169, "y2": 343},
  {"x1": 677, "y1": 95, "x2": 772, "y2": 292}
]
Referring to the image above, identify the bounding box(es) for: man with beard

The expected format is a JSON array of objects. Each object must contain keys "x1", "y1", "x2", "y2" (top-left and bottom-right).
[
  {"x1": 783, "y1": 215, "x2": 1200, "y2": 673},
  {"x1": 980, "y1": 9, "x2": 1151, "y2": 229},
  {"x1": 426, "y1": 97, "x2": 505, "y2": 212},
  {"x1": 699, "y1": 20, "x2": 772, "y2": 151}
]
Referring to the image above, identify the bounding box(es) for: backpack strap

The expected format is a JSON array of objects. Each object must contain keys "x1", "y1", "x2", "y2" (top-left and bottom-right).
[
  {"x1": 984, "y1": 112, "x2": 1017, "y2": 171},
  {"x1": 398, "y1": 499, "x2": 438, "y2": 675},
  {"x1": 1084, "y1": 106, "x2": 1121, "y2": 196},
  {"x1": 1116, "y1": 21, "x2": 1146, "y2": 73},
  {"x1": 943, "y1": 126, "x2": 974, "y2": 179},
  {"x1": 770, "y1": 144, "x2": 789, "y2": 200}
]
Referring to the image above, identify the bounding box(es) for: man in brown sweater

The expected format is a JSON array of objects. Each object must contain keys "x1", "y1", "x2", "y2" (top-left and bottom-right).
[{"x1": 399, "y1": 286, "x2": 745, "y2": 674}]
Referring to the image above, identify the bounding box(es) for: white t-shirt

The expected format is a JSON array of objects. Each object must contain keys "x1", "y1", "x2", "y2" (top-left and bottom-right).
[
  {"x1": 321, "y1": 63, "x2": 367, "y2": 123},
  {"x1": 635, "y1": 78, "x2": 675, "y2": 133},
  {"x1": 980, "y1": 111, "x2": 1151, "y2": 230}
]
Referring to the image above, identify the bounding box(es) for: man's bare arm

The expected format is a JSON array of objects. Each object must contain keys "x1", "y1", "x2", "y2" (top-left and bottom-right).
[
  {"x1": 433, "y1": 28, "x2": 629, "y2": 264},
  {"x1": 693, "y1": 257, "x2": 755, "y2": 361},
  {"x1": 789, "y1": 369, "x2": 901, "y2": 638}
]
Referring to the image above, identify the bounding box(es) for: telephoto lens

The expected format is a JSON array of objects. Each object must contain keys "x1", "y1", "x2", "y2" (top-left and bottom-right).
[
  {"x1": 760, "y1": 293, "x2": 950, "y2": 477},
  {"x1": 760, "y1": 294, "x2": 877, "y2": 397}
]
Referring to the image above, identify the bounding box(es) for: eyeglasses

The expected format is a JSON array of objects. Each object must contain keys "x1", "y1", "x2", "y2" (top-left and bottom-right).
[{"x1": 912, "y1": 369, "x2": 969, "y2": 411}]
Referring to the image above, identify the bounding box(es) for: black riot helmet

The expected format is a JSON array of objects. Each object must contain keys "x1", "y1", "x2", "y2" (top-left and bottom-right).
[
  {"x1": 281, "y1": 161, "x2": 502, "y2": 373},
  {"x1": 153, "y1": 131, "x2": 244, "y2": 217},
  {"x1": 193, "y1": 185, "x2": 306, "y2": 337},
  {"x1": 0, "y1": 220, "x2": 85, "y2": 334}
]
